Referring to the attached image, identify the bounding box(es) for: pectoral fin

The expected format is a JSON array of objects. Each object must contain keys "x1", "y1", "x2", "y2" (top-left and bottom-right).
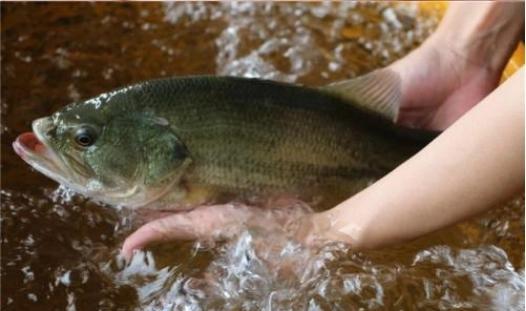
[{"x1": 321, "y1": 68, "x2": 401, "y2": 121}]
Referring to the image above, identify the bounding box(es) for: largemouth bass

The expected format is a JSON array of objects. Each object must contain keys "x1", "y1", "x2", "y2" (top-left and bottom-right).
[{"x1": 13, "y1": 70, "x2": 434, "y2": 210}]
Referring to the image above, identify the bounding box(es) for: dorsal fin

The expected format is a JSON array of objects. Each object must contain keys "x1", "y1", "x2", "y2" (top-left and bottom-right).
[{"x1": 320, "y1": 68, "x2": 401, "y2": 121}]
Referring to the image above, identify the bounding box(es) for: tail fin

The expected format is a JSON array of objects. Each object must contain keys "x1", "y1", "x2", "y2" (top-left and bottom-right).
[{"x1": 320, "y1": 68, "x2": 402, "y2": 121}]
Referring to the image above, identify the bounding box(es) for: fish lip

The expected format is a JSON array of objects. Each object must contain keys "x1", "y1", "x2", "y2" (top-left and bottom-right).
[
  {"x1": 13, "y1": 118, "x2": 72, "y2": 186},
  {"x1": 13, "y1": 134, "x2": 65, "y2": 183},
  {"x1": 13, "y1": 132, "x2": 51, "y2": 163}
]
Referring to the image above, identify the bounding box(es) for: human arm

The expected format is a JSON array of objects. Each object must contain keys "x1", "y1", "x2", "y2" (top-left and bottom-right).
[{"x1": 309, "y1": 68, "x2": 524, "y2": 249}]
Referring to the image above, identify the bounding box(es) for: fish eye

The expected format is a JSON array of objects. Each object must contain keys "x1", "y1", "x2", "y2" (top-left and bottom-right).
[{"x1": 74, "y1": 126, "x2": 97, "y2": 147}]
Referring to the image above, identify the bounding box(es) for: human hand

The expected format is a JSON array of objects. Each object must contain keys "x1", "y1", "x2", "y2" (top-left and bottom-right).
[
  {"x1": 389, "y1": 2, "x2": 523, "y2": 130},
  {"x1": 121, "y1": 202, "x2": 316, "y2": 260},
  {"x1": 390, "y1": 34, "x2": 501, "y2": 130}
]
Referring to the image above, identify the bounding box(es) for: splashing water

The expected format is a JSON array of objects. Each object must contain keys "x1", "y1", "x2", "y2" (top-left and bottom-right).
[
  {"x1": 96, "y1": 216, "x2": 525, "y2": 311},
  {"x1": 2, "y1": 2, "x2": 523, "y2": 310}
]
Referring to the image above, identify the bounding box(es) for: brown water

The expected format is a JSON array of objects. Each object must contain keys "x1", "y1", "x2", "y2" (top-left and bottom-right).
[{"x1": 1, "y1": 2, "x2": 524, "y2": 310}]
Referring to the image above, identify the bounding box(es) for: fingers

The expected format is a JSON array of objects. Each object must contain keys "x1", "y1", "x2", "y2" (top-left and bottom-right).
[
  {"x1": 121, "y1": 213, "x2": 197, "y2": 260},
  {"x1": 120, "y1": 204, "x2": 254, "y2": 260},
  {"x1": 120, "y1": 203, "x2": 316, "y2": 261}
]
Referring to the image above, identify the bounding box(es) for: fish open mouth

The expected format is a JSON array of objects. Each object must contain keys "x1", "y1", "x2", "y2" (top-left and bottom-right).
[
  {"x1": 13, "y1": 123, "x2": 69, "y2": 185},
  {"x1": 13, "y1": 132, "x2": 46, "y2": 157}
]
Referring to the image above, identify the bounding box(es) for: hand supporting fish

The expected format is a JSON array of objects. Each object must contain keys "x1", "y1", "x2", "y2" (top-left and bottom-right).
[{"x1": 121, "y1": 201, "x2": 317, "y2": 260}]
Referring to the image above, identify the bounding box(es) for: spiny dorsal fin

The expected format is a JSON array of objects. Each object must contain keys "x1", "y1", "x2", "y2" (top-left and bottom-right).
[{"x1": 320, "y1": 68, "x2": 401, "y2": 121}]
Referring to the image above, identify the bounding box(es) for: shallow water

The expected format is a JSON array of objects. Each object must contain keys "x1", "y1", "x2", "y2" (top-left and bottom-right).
[{"x1": 1, "y1": 2, "x2": 524, "y2": 310}]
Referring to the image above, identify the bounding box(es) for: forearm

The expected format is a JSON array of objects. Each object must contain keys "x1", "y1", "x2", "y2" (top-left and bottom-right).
[
  {"x1": 316, "y1": 68, "x2": 524, "y2": 249},
  {"x1": 431, "y1": 1, "x2": 524, "y2": 74}
]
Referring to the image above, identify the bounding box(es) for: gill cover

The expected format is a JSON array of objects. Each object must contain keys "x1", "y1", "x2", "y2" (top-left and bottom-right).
[
  {"x1": 85, "y1": 113, "x2": 189, "y2": 190},
  {"x1": 141, "y1": 116, "x2": 190, "y2": 187}
]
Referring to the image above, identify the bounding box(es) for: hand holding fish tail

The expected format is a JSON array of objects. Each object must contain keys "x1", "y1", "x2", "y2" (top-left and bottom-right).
[{"x1": 388, "y1": 1, "x2": 524, "y2": 130}]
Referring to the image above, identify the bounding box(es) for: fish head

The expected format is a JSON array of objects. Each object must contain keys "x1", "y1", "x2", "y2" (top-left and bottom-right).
[{"x1": 13, "y1": 94, "x2": 191, "y2": 209}]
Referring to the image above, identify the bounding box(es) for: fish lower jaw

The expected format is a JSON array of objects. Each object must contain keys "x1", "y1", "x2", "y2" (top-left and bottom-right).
[
  {"x1": 13, "y1": 131, "x2": 75, "y2": 184},
  {"x1": 14, "y1": 142, "x2": 71, "y2": 186}
]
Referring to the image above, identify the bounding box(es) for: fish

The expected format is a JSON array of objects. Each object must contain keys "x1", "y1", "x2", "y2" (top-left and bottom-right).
[{"x1": 13, "y1": 69, "x2": 436, "y2": 211}]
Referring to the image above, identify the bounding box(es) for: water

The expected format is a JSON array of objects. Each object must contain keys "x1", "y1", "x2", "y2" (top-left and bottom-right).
[{"x1": 1, "y1": 2, "x2": 524, "y2": 310}]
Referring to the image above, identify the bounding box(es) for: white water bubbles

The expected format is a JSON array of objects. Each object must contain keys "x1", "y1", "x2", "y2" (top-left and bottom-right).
[
  {"x1": 211, "y1": 2, "x2": 438, "y2": 84},
  {"x1": 50, "y1": 184, "x2": 79, "y2": 204},
  {"x1": 412, "y1": 245, "x2": 524, "y2": 311},
  {"x1": 161, "y1": 2, "x2": 436, "y2": 84},
  {"x1": 214, "y1": 3, "x2": 330, "y2": 82}
]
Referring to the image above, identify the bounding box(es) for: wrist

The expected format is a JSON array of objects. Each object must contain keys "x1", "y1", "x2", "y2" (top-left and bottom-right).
[
  {"x1": 312, "y1": 206, "x2": 371, "y2": 249},
  {"x1": 431, "y1": 2, "x2": 524, "y2": 75}
]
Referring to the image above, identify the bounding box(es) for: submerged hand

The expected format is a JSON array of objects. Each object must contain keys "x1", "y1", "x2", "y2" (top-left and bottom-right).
[
  {"x1": 121, "y1": 203, "x2": 313, "y2": 260},
  {"x1": 122, "y1": 204, "x2": 254, "y2": 259}
]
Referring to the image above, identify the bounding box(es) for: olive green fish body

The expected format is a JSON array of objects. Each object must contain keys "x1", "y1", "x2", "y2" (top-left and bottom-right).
[
  {"x1": 101, "y1": 76, "x2": 426, "y2": 207},
  {"x1": 15, "y1": 73, "x2": 433, "y2": 210}
]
